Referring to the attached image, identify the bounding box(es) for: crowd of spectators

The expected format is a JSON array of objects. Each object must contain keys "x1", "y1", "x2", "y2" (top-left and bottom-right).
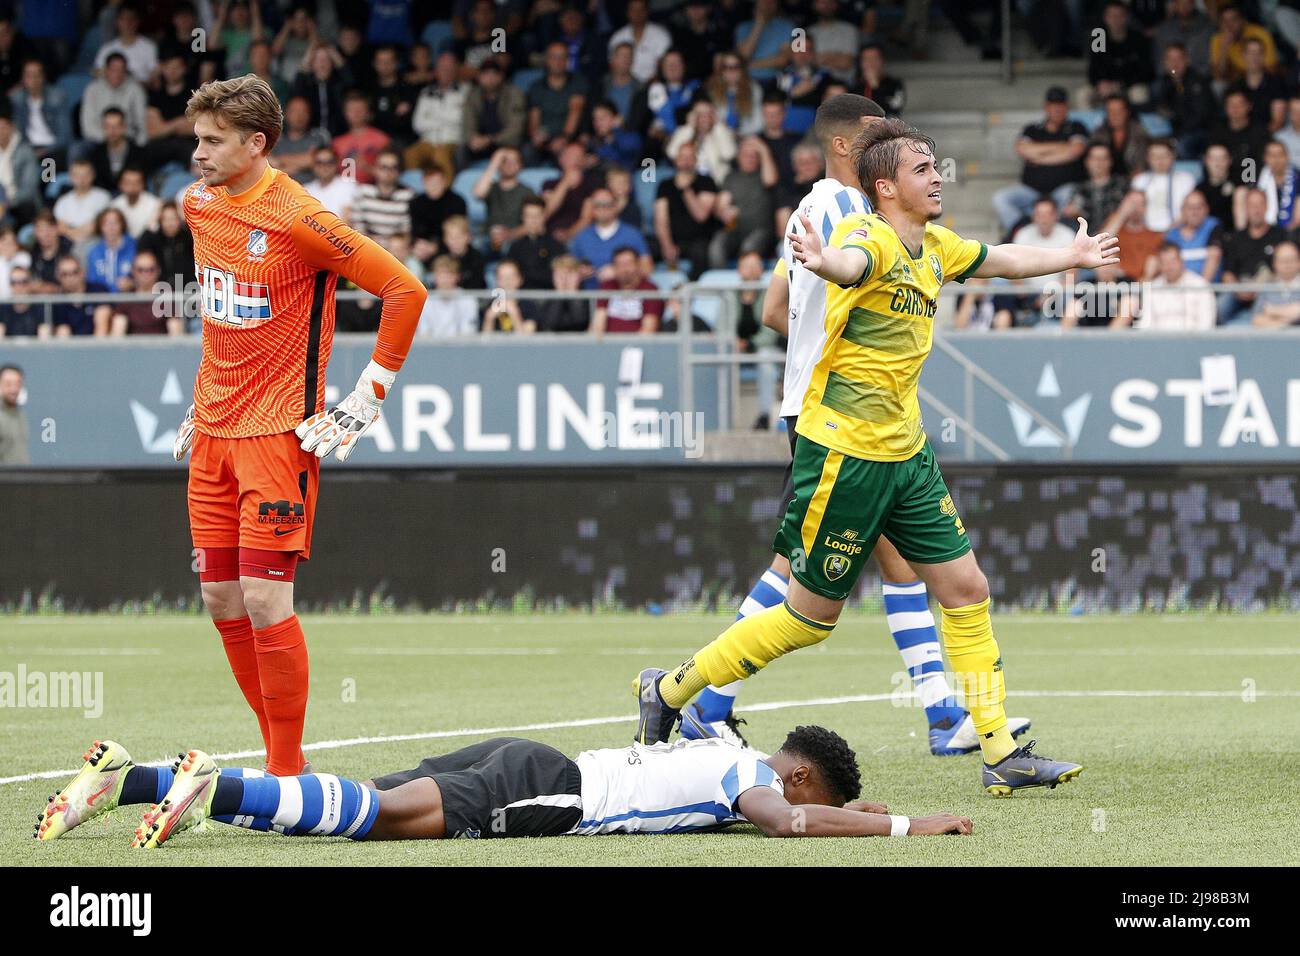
[
  {"x1": 979, "y1": 0, "x2": 1300, "y2": 330},
  {"x1": 0, "y1": 2, "x2": 1298, "y2": 343},
  {"x1": 0, "y1": 0, "x2": 916, "y2": 342}
]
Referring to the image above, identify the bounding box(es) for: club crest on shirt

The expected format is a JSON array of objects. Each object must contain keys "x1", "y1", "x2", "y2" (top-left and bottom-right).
[
  {"x1": 246, "y1": 229, "x2": 269, "y2": 262},
  {"x1": 929, "y1": 253, "x2": 943, "y2": 283}
]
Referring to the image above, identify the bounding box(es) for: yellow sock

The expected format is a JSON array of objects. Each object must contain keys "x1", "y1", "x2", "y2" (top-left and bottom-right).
[
  {"x1": 657, "y1": 601, "x2": 836, "y2": 709},
  {"x1": 940, "y1": 597, "x2": 1015, "y2": 765},
  {"x1": 658, "y1": 657, "x2": 709, "y2": 709}
]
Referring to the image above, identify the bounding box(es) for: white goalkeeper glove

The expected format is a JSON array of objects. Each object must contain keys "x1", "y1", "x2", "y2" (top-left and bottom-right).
[
  {"x1": 296, "y1": 360, "x2": 395, "y2": 462},
  {"x1": 173, "y1": 404, "x2": 196, "y2": 461}
]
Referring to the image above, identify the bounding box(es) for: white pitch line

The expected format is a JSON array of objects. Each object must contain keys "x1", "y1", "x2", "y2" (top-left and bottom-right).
[
  {"x1": 3, "y1": 688, "x2": 1297, "y2": 787},
  {"x1": 1, "y1": 648, "x2": 163, "y2": 656},
  {"x1": 341, "y1": 646, "x2": 1300, "y2": 658}
]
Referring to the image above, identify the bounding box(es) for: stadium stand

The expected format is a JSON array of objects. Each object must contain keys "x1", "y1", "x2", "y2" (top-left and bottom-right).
[{"x1": 0, "y1": 0, "x2": 1297, "y2": 349}]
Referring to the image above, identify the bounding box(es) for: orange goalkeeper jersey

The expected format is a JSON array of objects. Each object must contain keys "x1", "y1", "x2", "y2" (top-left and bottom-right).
[{"x1": 183, "y1": 164, "x2": 425, "y2": 438}]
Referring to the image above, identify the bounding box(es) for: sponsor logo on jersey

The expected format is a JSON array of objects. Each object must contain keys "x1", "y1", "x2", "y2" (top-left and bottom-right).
[
  {"x1": 257, "y1": 499, "x2": 305, "y2": 531},
  {"x1": 300, "y1": 214, "x2": 356, "y2": 256},
  {"x1": 246, "y1": 229, "x2": 269, "y2": 261},
  {"x1": 823, "y1": 529, "x2": 865, "y2": 557},
  {"x1": 199, "y1": 265, "x2": 273, "y2": 327},
  {"x1": 191, "y1": 182, "x2": 214, "y2": 204}
]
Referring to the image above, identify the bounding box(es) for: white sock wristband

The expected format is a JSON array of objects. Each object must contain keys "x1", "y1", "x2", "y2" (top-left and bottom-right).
[{"x1": 889, "y1": 815, "x2": 911, "y2": 837}]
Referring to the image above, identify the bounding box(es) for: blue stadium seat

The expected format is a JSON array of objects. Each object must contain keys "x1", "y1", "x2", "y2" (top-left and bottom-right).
[
  {"x1": 691, "y1": 269, "x2": 741, "y2": 329},
  {"x1": 17, "y1": 223, "x2": 34, "y2": 246},
  {"x1": 512, "y1": 68, "x2": 543, "y2": 93},
  {"x1": 518, "y1": 167, "x2": 553, "y2": 194},
  {"x1": 634, "y1": 163, "x2": 673, "y2": 228},
  {"x1": 1174, "y1": 160, "x2": 1203, "y2": 184},
  {"x1": 421, "y1": 20, "x2": 454, "y2": 54},
  {"x1": 650, "y1": 269, "x2": 688, "y2": 291},
  {"x1": 451, "y1": 165, "x2": 488, "y2": 226},
  {"x1": 74, "y1": 24, "x2": 102, "y2": 71},
  {"x1": 56, "y1": 72, "x2": 93, "y2": 109},
  {"x1": 1138, "y1": 113, "x2": 1173, "y2": 138},
  {"x1": 400, "y1": 168, "x2": 425, "y2": 192},
  {"x1": 44, "y1": 170, "x2": 69, "y2": 202},
  {"x1": 484, "y1": 262, "x2": 497, "y2": 290},
  {"x1": 160, "y1": 169, "x2": 195, "y2": 200},
  {"x1": 1069, "y1": 109, "x2": 1104, "y2": 132}
]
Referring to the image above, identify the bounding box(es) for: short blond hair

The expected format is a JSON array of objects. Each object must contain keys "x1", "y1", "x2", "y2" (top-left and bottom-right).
[{"x1": 186, "y1": 74, "x2": 283, "y2": 155}]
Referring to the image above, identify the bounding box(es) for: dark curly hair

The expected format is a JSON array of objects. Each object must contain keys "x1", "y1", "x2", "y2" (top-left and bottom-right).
[{"x1": 779, "y1": 725, "x2": 862, "y2": 804}]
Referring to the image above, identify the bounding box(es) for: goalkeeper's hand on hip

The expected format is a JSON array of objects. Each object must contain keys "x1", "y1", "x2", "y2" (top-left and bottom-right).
[{"x1": 296, "y1": 360, "x2": 395, "y2": 462}]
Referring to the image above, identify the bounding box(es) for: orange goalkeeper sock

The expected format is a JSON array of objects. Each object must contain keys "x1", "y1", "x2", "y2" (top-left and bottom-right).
[
  {"x1": 254, "y1": 615, "x2": 310, "y2": 776},
  {"x1": 215, "y1": 615, "x2": 271, "y2": 752}
]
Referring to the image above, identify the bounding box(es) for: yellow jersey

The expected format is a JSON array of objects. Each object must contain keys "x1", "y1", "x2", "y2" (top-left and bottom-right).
[{"x1": 797, "y1": 213, "x2": 986, "y2": 461}]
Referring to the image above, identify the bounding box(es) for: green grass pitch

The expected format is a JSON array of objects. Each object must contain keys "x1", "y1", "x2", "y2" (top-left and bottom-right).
[{"x1": 2, "y1": 613, "x2": 1297, "y2": 866}]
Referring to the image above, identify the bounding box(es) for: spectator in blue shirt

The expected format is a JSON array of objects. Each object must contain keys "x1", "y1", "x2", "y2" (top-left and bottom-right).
[
  {"x1": 569, "y1": 187, "x2": 652, "y2": 285},
  {"x1": 85, "y1": 207, "x2": 136, "y2": 293},
  {"x1": 734, "y1": 0, "x2": 795, "y2": 81},
  {"x1": 646, "y1": 50, "x2": 700, "y2": 154},
  {"x1": 591, "y1": 100, "x2": 643, "y2": 172}
]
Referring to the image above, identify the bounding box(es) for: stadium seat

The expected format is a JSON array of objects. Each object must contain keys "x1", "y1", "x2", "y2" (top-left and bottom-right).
[
  {"x1": 690, "y1": 269, "x2": 741, "y2": 329},
  {"x1": 650, "y1": 269, "x2": 688, "y2": 291},
  {"x1": 17, "y1": 223, "x2": 34, "y2": 246},
  {"x1": 518, "y1": 167, "x2": 553, "y2": 194},
  {"x1": 1069, "y1": 109, "x2": 1104, "y2": 132},
  {"x1": 43, "y1": 170, "x2": 69, "y2": 202},
  {"x1": 635, "y1": 163, "x2": 673, "y2": 228},
  {"x1": 56, "y1": 72, "x2": 93, "y2": 109},
  {"x1": 512, "y1": 68, "x2": 544, "y2": 94},
  {"x1": 399, "y1": 169, "x2": 424, "y2": 192},
  {"x1": 421, "y1": 20, "x2": 454, "y2": 54},
  {"x1": 451, "y1": 166, "x2": 489, "y2": 226},
  {"x1": 1174, "y1": 160, "x2": 1203, "y2": 184},
  {"x1": 1138, "y1": 113, "x2": 1173, "y2": 138},
  {"x1": 159, "y1": 169, "x2": 195, "y2": 201},
  {"x1": 73, "y1": 24, "x2": 101, "y2": 71}
]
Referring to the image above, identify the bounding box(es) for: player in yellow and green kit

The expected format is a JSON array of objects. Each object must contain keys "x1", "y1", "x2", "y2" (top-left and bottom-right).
[{"x1": 633, "y1": 118, "x2": 1120, "y2": 795}]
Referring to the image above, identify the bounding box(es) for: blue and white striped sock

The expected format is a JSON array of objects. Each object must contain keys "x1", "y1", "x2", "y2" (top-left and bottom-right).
[
  {"x1": 695, "y1": 568, "x2": 790, "y2": 722},
  {"x1": 120, "y1": 765, "x2": 173, "y2": 806},
  {"x1": 882, "y1": 580, "x2": 966, "y2": 727},
  {"x1": 211, "y1": 767, "x2": 380, "y2": 839}
]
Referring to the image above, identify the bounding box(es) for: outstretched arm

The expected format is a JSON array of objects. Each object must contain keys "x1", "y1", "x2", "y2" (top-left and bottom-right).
[
  {"x1": 737, "y1": 787, "x2": 973, "y2": 838},
  {"x1": 787, "y1": 213, "x2": 870, "y2": 287},
  {"x1": 974, "y1": 217, "x2": 1119, "y2": 280}
]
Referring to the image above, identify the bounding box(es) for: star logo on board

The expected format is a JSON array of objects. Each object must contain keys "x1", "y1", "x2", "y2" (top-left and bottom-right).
[
  {"x1": 1006, "y1": 362, "x2": 1091, "y2": 448},
  {"x1": 129, "y1": 369, "x2": 187, "y2": 455}
]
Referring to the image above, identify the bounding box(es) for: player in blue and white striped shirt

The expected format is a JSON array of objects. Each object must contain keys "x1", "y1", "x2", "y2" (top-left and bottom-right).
[{"x1": 38, "y1": 733, "x2": 973, "y2": 846}]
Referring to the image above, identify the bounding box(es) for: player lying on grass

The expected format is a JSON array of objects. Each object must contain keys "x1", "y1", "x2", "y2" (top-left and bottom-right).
[
  {"x1": 36, "y1": 734, "x2": 972, "y2": 847},
  {"x1": 634, "y1": 117, "x2": 1118, "y2": 795}
]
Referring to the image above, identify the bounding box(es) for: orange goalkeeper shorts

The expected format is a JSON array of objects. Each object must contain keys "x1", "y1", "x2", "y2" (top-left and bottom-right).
[{"x1": 188, "y1": 430, "x2": 320, "y2": 561}]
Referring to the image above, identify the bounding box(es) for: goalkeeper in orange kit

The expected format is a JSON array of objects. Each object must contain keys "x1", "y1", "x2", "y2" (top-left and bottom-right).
[{"x1": 170, "y1": 74, "x2": 426, "y2": 776}]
